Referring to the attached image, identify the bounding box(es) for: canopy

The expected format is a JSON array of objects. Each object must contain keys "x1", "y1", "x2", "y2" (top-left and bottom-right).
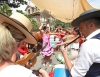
[{"x1": 31, "y1": 0, "x2": 93, "y2": 23}]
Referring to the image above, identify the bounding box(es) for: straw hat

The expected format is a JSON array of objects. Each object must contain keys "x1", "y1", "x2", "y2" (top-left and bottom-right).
[
  {"x1": 0, "y1": 12, "x2": 37, "y2": 44},
  {"x1": 72, "y1": 9, "x2": 100, "y2": 27}
]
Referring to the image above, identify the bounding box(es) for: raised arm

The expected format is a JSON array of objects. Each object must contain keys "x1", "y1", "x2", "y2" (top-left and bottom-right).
[
  {"x1": 39, "y1": 23, "x2": 44, "y2": 36},
  {"x1": 57, "y1": 35, "x2": 79, "y2": 46},
  {"x1": 61, "y1": 46, "x2": 73, "y2": 71}
]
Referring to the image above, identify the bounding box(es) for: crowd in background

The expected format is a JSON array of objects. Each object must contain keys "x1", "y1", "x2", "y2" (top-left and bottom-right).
[
  {"x1": 16, "y1": 22, "x2": 85, "y2": 66},
  {"x1": 0, "y1": 8, "x2": 100, "y2": 77}
]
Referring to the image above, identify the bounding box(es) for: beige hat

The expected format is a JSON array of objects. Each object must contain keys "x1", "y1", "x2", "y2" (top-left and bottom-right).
[{"x1": 0, "y1": 12, "x2": 37, "y2": 44}]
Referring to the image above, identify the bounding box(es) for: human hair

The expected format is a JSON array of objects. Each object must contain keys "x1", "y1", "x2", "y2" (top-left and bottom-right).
[
  {"x1": 42, "y1": 26, "x2": 48, "y2": 31},
  {"x1": 0, "y1": 22, "x2": 26, "y2": 63},
  {"x1": 73, "y1": 27, "x2": 80, "y2": 35},
  {"x1": 56, "y1": 28, "x2": 61, "y2": 32},
  {"x1": 83, "y1": 17, "x2": 100, "y2": 28}
]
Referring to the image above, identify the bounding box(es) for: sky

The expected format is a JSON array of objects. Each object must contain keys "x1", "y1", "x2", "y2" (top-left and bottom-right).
[
  {"x1": 11, "y1": 0, "x2": 35, "y2": 13},
  {"x1": 12, "y1": 0, "x2": 100, "y2": 13},
  {"x1": 87, "y1": 0, "x2": 100, "y2": 8}
]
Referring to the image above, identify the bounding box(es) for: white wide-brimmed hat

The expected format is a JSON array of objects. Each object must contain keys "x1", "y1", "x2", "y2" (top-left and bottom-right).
[{"x1": 0, "y1": 12, "x2": 37, "y2": 44}]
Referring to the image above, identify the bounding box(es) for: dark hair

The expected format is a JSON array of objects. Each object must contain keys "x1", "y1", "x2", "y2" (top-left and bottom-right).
[
  {"x1": 84, "y1": 17, "x2": 100, "y2": 28},
  {"x1": 74, "y1": 27, "x2": 80, "y2": 35},
  {"x1": 42, "y1": 26, "x2": 48, "y2": 31},
  {"x1": 56, "y1": 28, "x2": 61, "y2": 32}
]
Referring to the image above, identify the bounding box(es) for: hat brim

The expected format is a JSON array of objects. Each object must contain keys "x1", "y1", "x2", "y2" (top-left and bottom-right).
[
  {"x1": 0, "y1": 13, "x2": 37, "y2": 44},
  {"x1": 71, "y1": 10, "x2": 100, "y2": 27}
]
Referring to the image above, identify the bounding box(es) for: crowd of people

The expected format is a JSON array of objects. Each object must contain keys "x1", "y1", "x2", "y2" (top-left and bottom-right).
[{"x1": 0, "y1": 8, "x2": 100, "y2": 77}]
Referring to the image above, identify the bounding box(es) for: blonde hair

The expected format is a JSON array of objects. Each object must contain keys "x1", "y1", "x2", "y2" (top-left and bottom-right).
[{"x1": 0, "y1": 22, "x2": 26, "y2": 63}]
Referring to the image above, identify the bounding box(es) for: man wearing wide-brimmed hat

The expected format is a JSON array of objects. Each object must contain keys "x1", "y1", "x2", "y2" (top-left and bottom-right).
[
  {"x1": 0, "y1": 12, "x2": 49, "y2": 77},
  {"x1": 61, "y1": 9, "x2": 100, "y2": 77}
]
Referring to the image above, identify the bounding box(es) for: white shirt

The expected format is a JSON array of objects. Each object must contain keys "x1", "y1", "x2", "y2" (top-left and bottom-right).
[
  {"x1": 50, "y1": 35, "x2": 55, "y2": 41},
  {"x1": 68, "y1": 43, "x2": 79, "y2": 49},
  {"x1": 0, "y1": 65, "x2": 37, "y2": 77},
  {"x1": 71, "y1": 29, "x2": 100, "y2": 77},
  {"x1": 47, "y1": 24, "x2": 50, "y2": 31}
]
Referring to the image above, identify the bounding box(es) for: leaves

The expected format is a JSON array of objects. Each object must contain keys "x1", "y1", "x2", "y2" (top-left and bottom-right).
[
  {"x1": 0, "y1": 3, "x2": 12, "y2": 16},
  {"x1": 53, "y1": 19, "x2": 72, "y2": 28},
  {"x1": 0, "y1": 0, "x2": 27, "y2": 8}
]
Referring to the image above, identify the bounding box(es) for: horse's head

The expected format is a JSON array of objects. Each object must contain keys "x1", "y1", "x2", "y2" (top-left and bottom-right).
[{"x1": 32, "y1": 31, "x2": 42, "y2": 42}]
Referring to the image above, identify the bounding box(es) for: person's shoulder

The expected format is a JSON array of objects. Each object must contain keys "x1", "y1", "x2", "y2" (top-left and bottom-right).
[
  {"x1": 0, "y1": 65, "x2": 35, "y2": 77},
  {"x1": 84, "y1": 39, "x2": 100, "y2": 44},
  {"x1": 14, "y1": 65, "x2": 37, "y2": 77},
  {"x1": 8, "y1": 64, "x2": 31, "y2": 71},
  {"x1": 81, "y1": 39, "x2": 100, "y2": 51}
]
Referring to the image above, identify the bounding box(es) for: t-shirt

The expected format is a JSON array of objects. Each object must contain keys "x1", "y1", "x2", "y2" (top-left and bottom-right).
[{"x1": 0, "y1": 65, "x2": 37, "y2": 77}]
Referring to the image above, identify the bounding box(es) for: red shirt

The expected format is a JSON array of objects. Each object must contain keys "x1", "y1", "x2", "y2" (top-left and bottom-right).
[
  {"x1": 18, "y1": 46, "x2": 28, "y2": 55},
  {"x1": 56, "y1": 32, "x2": 65, "y2": 39},
  {"x1": 60, "y1": 31, "x2": 65, "y2": 39}
]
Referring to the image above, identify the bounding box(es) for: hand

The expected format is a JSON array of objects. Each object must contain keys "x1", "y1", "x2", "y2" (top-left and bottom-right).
[
  {"x1": 61, "y1": 46, "x2": 67, "y2": 54},
  {"x1": 61, "y1": 46, "x2": 65, "y2": 51},
  {"x1": 39, "y1": 68, "x2": 46, "y2": 74},
  {"x1": 39, "y1": 68, "x2": 49, "y2": 77}
]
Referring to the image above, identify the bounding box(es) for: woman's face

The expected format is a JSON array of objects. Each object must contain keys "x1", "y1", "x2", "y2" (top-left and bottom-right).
[
  {"x1": 45, "y1": 27, "x2": 49, "y2": 32},
  {"x1": 56, "y1": 28, "x2": 61, "y2": 32},
  {"x1": 72, "y1": 30, "x2": 77, "y2": 35}
]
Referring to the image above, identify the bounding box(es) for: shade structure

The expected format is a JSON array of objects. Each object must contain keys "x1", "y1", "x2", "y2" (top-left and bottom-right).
[{"x1": 30, "y1": 0, "x2": 94, "y2": 23}]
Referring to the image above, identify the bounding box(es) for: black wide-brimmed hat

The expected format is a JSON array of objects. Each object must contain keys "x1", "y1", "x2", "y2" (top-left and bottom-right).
[{"x1": 71, "y1": 9, "x2": 100, "y2": 27}]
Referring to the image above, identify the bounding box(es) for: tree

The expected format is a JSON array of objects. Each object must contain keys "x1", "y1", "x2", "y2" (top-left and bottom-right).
[
  {"x1": 53, "y1": 19, "x2": 72, "y2": 29},
  {"x1": 0, "y1": 0, "x2": 27, "y2": 8},
  {"x1": 0, "y1": 3, "x2": 12, "y2": 16}
]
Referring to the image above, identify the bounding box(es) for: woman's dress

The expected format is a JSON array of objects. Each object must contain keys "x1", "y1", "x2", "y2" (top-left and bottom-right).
[{"x1": 42, "y1": 34, "x2": 53, "y2": 57}]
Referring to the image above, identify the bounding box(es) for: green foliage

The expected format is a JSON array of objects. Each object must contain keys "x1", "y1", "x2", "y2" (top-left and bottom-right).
[
  {"x1": 35, "y1": 6, "x2": 40, "y2": 11},
  {"x1": 16, "y1": 10, "x2": 39, "y2": 31},
  {"x1": 0, "y1": 3, "x2": 12, "y2": 16},
  {"x1": 0, "y1": 0, "x2": 27, "y2": 8},
  {"x1": 0, "y1": 3, "x2": 38, "y2": 31},
  {"x1": 53, "y1": 19, "x2": 72, "y2": 29}
]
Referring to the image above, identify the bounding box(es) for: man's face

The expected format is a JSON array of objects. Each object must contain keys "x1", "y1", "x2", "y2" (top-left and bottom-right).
[{"x1": 79, "y1": 22, "x2": 90, "y2": 38}]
